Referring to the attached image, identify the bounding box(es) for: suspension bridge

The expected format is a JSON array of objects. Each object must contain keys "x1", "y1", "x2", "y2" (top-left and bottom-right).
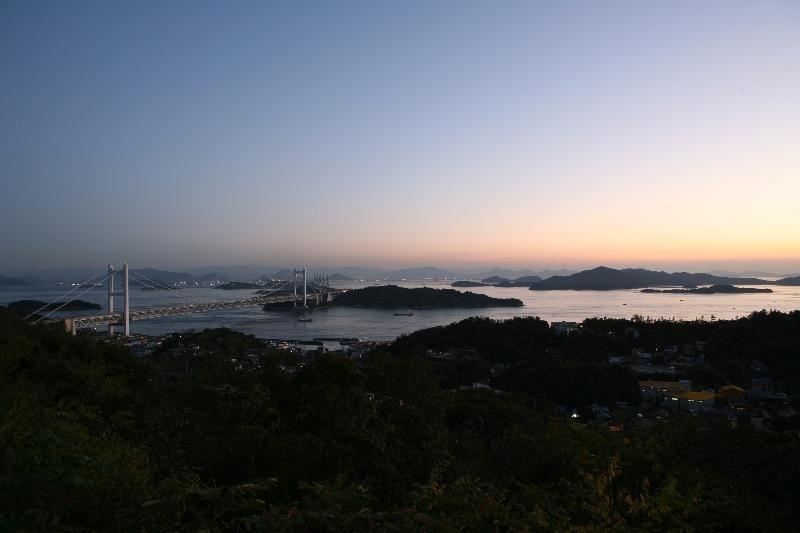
[{"x1": 24, "y1": 263, "x2": 344, "y2": 337}]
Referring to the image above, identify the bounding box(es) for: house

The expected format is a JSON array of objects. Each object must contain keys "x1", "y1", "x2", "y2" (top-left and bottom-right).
[
  {"x1": 624, "y1": 327, "x2": 640, "y2": 339},
  {"x1": 632, "y1": 348, "x2": 653, "y2": 363},
  {"x1": 589, "y1": 404, "x2": 612, "y2": 420},
  {"x1": 640, "y1": 380, "x2": 691, "y2": 402},
  {"x1": 717, "y1": 385, "x2": 746, "y2": 402},
  {"x1": 751, "y1": 378, "x2": 773, "y2": 393},
  {"x1": 676, "y1": 391, "x2": 715, "y2": 412},
  {"x1": 748, "y1": 379, "x2": 790, "y2": 405},
  {"x1": 551, "y1": 321, "x2": 579, "y2": 335}
]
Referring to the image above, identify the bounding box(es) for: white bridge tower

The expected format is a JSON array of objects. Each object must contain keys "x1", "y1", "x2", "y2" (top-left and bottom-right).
[
  {"x1": 292, "y1": 266, "x2": 308, "y2": 308},
  {"x1": 107, "y1": 263, "x2": 130, "y2": 336}
]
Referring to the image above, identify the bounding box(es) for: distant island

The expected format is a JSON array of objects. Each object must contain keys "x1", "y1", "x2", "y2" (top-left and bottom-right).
[
  {"x1": 216, "y1": 282, "x2": 261, "y2": 290},
  {"x1": 0, "y1": 275, "x2": 33, "y2": 287},
  {"x1": 451, "y1": 280, "x2": 487, "y2": 287},
  {"x1": 641, "y1": 284, "x2": 774, "y2": 295},
  {"x1": 530, "y1": 266, "x2": 772, "y2": 291},
  {"x1": 6, "y1": 299, "x2": 101, "y2": 314},
  {"x1": 511, "y1": 275, "x2": 543, "y2": 284},
  {"x1": 481, "y1": 276, "x2": 511, "y2": 284},
  {"x1": 494, "y1": 280, "x2": 541, "y2": 287},
  {"x1": 328, "y1": 285, "x2": 523, "y2": 308},
  {"x1": 774, "y1": 276, "x2": 800, "y2": 286},
  {"x1": 465, "y1": 275, "x2": 541, "y2": 288}
]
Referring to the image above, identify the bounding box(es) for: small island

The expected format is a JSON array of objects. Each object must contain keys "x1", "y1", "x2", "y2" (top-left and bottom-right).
[
  {"x1": 328, "y1": 285, "x2": 523, "y2": 308},
  {"x1": 6, "y1": 299, "x2": 101, "y2": 314},
  {"x1": 641, "y1": 284, "x2": 773, "y2": 295},
  {"x1": 0, "y1": 275, "x2": 32, "y2": 287},
  {"x1": 216, "y1": 281, "x2": 261, "y2": 290},
  {"x1": 481, "y1": 276, "x2": 511, "y2": 284},
  {"x1": 530, "y1": 266, "x2": 771, "y2": 291},
  {"x1": 495, "y1": 281, "x2": 539, "y2": 287},
  {"x1": 451, "y1": 280, "x2": 487, "y2": 287}
]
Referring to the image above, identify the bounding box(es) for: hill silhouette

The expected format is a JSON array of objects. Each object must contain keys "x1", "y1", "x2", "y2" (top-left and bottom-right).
[
  {"x1": 329, "y1": 285, "x2": 523, "y2": 308},
  {"x1": 531, "y1": 266, "x2": 770, "y2": 291}
]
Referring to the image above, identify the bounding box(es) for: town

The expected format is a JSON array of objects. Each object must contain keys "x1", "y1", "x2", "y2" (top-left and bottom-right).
[{"x1": 94, "y1": 311, "x2": 797, "y2": 437}]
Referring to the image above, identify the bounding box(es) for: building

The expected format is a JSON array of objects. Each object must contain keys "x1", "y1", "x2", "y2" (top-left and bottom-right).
[
  {"x1": 632, "y1": 348, "x2": 653, "y2": 363},
  {"x1": 694, "y1": 341, "x2": 707, "y2": 352},
  {"x1": 717, "y1": 385, "x2": 746, "y2": 402},
  {"x1": 551, "y1": 321, "x2": 579, "y2": 335},
  {"x1": 676, "y1": 391, "x2": 715, "y2": 412},
  {"x1": 640, "y1": 380, "x2": 691, "y2": 402},
  {"x1": 750, "y1": 378, "x2": 773, "y2": 393},
  {"x1": 624, "y1": 326, "x2": 640, "y2": 339}
]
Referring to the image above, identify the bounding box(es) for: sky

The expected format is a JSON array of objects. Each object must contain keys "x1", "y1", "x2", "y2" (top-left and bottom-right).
[{"x1": 1, "y1": 0, "x2": 799, "y2": 273}]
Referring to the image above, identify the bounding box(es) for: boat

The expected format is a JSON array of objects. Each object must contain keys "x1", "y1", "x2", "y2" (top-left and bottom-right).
[
  {"x1": 298, "y1": 318, "x2": 313, "y2": 322},
  {"x1": 393, "y1": 312, "x2": 414, "y2": 316}
]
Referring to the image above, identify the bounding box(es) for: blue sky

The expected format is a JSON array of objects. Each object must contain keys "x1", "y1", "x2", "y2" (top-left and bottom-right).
[{"x1": 2, "y1": 1, "x2": 799, "y2": 271}]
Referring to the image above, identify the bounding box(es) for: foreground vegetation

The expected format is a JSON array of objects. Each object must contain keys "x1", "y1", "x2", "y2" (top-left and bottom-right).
[{"x1": 1, "y1": 308, "x2": 799, "y2": 530}]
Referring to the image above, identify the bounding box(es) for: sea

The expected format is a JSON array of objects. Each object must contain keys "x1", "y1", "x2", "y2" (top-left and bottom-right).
[{"x1": 2, "y1": 281, "x2": 799, "y2": 341}]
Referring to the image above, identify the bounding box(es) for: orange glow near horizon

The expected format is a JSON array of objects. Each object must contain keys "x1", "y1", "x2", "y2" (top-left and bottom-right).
[{"x1": 2, "y1": 2, "x2": 799, "y2": 273}]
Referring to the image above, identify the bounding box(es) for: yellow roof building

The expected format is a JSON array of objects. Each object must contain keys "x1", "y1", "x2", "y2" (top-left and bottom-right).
[
  {"x1": 677, "y1": 391, "x2": 715, "y2": 401},
  {"x1": 717, "y1": 385, "x2": 746, "y2": 400},
  {"x1": 640, "y1": 380, "x2": 690, "y2": 393}
]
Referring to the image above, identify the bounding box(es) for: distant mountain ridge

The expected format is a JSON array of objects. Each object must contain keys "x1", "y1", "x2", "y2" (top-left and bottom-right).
[
  {"x1": 0, "y1": 275, "x2": 33, "y2": 287},
  {"x1": 531, "y1": 266, "x2": 773, "y2": 291},
  {"x1": 480, "y1": 274, "x2": 577, "y2": 286},
  {"x1": 4, "y1": 264, "x2": 799, "y2": 287},
  {"x1": 132, "y1": 268, "x2": 198, "y2": 284}
]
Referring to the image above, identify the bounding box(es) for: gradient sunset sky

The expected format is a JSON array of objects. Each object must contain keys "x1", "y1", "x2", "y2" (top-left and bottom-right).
[{"x1": 1, "y1": 1, "x2": 798, "y2": 272}]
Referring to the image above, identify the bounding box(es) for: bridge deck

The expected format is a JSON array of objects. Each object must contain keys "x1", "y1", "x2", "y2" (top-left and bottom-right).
[{"x1": 64, "y1": 290, "x2": 344, "y2": 330}]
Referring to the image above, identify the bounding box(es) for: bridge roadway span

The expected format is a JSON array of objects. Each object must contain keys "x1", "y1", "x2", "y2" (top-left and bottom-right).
[{"x1": 64, "y1": 290, "x2": 345, "y2": 331}]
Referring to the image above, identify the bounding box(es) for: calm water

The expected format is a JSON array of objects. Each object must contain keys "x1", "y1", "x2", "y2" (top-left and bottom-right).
[{"x1": 2, "y1": 281, "x2": 799, "y2": 341}]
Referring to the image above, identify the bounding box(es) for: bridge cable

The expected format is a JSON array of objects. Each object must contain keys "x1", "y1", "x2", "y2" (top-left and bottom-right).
[
  {"x1": 23, "y1": 268, "x2": 110, "y2": 320},
  {"x1": 128, "y1": 272, "x2": 195, "y2": 302},
  {"x1": 32, "y1": 271, "x2": 114, "y2": 324},
  {"x1": 128, "y1": 271, "x2": 217, "y2": 303},
  {"x1": 129, "y1": 270, "x2": 200, "y2": 295}
]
